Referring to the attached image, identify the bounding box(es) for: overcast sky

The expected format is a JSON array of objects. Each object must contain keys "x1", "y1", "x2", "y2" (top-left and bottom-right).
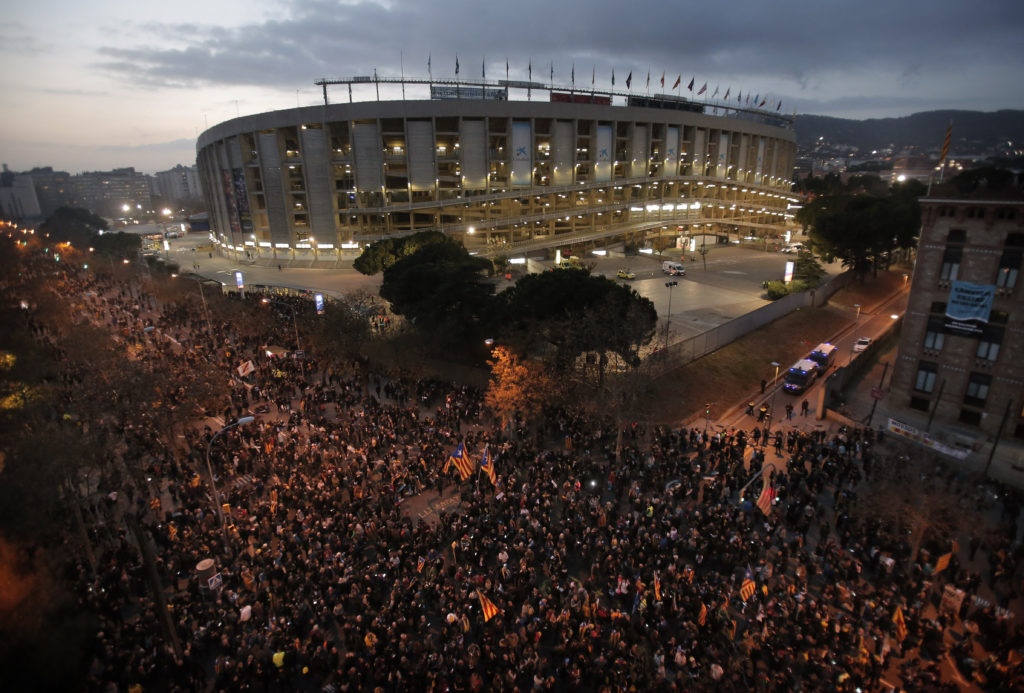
[{"x1": 3, "y1": 0, "x2": 1022, "y2": 175}]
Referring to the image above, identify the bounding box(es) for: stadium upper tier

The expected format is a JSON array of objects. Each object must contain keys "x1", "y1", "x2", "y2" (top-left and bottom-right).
[{"x1": 196, "y1": 86, "x2": 798, "y2": 259}]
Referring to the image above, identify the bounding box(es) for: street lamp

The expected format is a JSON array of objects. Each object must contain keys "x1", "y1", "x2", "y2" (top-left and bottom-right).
[
  {"x1": 664, "y1": 281, "x2": 678, "y2": 350},
  {"x1": 854, "y1": 303, "x2": 861, "y2": 321},
  {"x1": 770, "y1": 361, "x2": 780, "y2": 387},
  {"x1": 262, "y1": 298, "x2": 301, "y2": 352},
  {"x1": 205, "y1": 416, "x2": 255, "y2": 554}
]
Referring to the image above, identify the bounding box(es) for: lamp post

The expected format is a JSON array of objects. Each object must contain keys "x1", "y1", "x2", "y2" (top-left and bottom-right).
[
  {"x1": 262, "y1": 298, "x2": 301, "y2": 352},
  {"x1": 664, "y1": 281, "x2": 678, "y2": 350},
  {"x1": 854, "y1": 303, "x2": 861, "y2": 321},
  {"x1": 205, "y1": 416, "x2": 255, "y2": 554},
  {"x1": 771, "y1": 361, "x2": 780, "y2": 387}
]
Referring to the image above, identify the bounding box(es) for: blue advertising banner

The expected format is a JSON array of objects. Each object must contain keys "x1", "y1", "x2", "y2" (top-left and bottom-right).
[{"x1": 946, "y1": 281, "x2": 994, "y2": 322}]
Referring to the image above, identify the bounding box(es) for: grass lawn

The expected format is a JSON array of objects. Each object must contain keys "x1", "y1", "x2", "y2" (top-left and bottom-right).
[{"x1": 648, "y1": 270, "x2": 907, "y2": 424}]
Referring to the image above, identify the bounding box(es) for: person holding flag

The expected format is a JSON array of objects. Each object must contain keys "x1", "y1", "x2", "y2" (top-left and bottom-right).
[
  {"x1": 445, "y1": 441, "x2": 475, "y2": 481},
  {"x1": 479, "y1": 444, "x2": 497, "y2": 486},
  {"x1": 739, "y1": 565, "x2": 756, "y2": 602},
  {"x1": 756, "y1": 481, "x2": 775, "y2": 516},
  {"x1": 477, "y1": 590, "x2": 500, "y2": 622}
]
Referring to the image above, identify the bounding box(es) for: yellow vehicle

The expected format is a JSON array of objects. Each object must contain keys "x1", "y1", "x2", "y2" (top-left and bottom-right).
[{"x1": 616, "y1": 268, "x2": 636, "y2": 280}]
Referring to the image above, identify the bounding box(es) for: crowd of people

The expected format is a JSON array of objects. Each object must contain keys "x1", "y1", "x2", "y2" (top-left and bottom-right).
[{"x1": 13, "y1": 249, "x2": 1024, "y2": 692}]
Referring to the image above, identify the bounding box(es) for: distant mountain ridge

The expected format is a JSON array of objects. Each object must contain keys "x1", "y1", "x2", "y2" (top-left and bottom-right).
[{"x1": 794, "y1": 110, "x2": 1024, "y2": 154}]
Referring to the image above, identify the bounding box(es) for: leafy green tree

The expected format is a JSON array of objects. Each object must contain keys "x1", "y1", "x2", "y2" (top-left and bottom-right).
[
  {"x1": 90, "y1": 231, "x2": 142, "y2": 261},
  {"x1": 353, "y1": 230, "x2": 448, "y2": 274},
  {"x1": 379, "y1": 236, "x2": 493, "y2": 339},
  {"x1": 497, "y1": 269, "x2": 657, "y2": 378}
]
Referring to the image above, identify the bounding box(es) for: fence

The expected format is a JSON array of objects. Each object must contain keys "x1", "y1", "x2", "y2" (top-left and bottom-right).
[{"x1": 647, "y1": 270, "x2": 853, "y2": 375}]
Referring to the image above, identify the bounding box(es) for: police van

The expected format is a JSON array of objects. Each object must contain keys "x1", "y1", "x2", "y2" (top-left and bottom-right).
[
  {"x1": 808, "y1": 343, "x2": 838, "y2": 371},
  {"x1": 783, "y1": 358, "x2": 819, "y2": 394}
]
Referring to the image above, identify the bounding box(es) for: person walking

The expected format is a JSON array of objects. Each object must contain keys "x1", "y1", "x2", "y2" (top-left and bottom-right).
[{"x1": 801, "y1": 399, "x2": 809, "y2": 416}]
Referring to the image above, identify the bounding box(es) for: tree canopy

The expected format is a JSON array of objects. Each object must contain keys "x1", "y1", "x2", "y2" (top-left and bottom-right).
[
  {"x1": 802, "y1": 182, "x2": 922, "y2": 276},
  {"x1": 353, "y1": 230, "x2": 449, "y2": 274},
  {"x1": 378, "y1": 236, "x2": 493, "y2": 338},
  {"x1": 38, "y1": 207, "x2": 108, "y2": 247},
  {"x1": 496, "y1": 268, "x2": 657, "y2": 376}
]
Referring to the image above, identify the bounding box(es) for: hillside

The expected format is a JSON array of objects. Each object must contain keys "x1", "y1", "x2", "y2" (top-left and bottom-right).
[{"x1": 794, "y1": 109, "x2": 1024, "y2": 154}]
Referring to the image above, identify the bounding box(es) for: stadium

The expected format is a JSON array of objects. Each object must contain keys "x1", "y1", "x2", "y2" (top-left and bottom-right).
[{"x1": 196, "y1": 78, "x2": 799, "y2": 262}]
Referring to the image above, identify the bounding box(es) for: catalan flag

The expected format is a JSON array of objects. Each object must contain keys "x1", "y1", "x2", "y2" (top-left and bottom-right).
[
  {"x1": 480, "y1": 445, "x2": 497, "y2": 486},
  {"x1": 417, "y1": 556, "x2": 426, "y2": 573},
  {"x1": 478, "y1": 591, "x2": 500, "y2": 622},
  {"x1": 653, "y1": 573, "x2": 661, "y2": 602},
  {"x1": 739, "y1": 566, "x2": 756, "y2": 602},
  {"x1": 892, "y1": 605, "x2": 907, "y2": 641},
  {"x1": 698, "y1": 603, "x2": 707, "y2": 626},
  {"x1": 934, "y1": 552, "x2": 952, "y2": 574},
  {"x1": 756, "y1": 482, "x2": 775, "y2": 516},
  {"x1": 938, "y1": 122, "x2": 952, "y2": 166},
  {"x1": 447, "y1": 442, "x2": 475, "y2": 480},
  {"x1": 673, "y1": 75, "x2": 681, "y2": 89}
]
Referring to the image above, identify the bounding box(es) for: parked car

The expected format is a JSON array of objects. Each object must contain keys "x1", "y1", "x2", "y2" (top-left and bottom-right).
[
  {"x1": 616, "y1": 268, "x2": 636, "y2": 280},
  {"x1": 853, "y1": 336, "x2": 872, "y2": 352},
  {"x1": 781, "y1": 242, "x2": 804, "y2": 254}
]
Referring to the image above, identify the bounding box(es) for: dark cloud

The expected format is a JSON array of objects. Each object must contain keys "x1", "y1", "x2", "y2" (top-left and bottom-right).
[{"x1": 91, "y1": 0, "x2": 1024, "y2": 115}]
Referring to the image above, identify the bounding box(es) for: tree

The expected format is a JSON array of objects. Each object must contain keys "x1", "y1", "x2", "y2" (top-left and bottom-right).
[
  {"x1": 496, "y1": 269, "x2": 657, "y2": 379},
  {"x1": 379, "y1": 237, "x2": 493, "y2": 341},
  {"x1": 483, "y1": 346, "x2": 554, "y2": 431},
  {"x1": 38, "y1": 207, "x2": 107, "y2": 246},
  {"x1": 353, "y1": 230, "x2": 448, "y2": 274}
]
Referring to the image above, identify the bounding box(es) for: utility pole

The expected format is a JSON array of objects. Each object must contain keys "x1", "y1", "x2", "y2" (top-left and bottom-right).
[{"x1": 866, "y1": 362, "x2": 889, "y2": 428}]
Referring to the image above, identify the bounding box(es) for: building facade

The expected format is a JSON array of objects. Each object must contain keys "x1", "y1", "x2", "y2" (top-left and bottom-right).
[
  {"x1": 72, "y1": 167, "x2": 152, "y2": 219},
  {"x1": 153, "y1": 164, "x2": 202, "y2": 206},
  {"x1": 891, "y1": 187, "x2": 1024, "y2": 443},
  {"x1": 196, "y1": 92, "x2": 797, "y2": 259}
]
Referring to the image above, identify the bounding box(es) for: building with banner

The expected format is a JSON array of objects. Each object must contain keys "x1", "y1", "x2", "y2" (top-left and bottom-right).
[
  {"x1": 195, "y1": 78, "x2": 797, "y2": 261},
  {"x1": 891, "y1": 184, "x2": 1024, "y2": 441}
]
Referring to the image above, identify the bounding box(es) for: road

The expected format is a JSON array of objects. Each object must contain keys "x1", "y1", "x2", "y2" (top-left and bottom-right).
[{"x1": 159, "y1": 234, "x2": 842, "y2": 344}]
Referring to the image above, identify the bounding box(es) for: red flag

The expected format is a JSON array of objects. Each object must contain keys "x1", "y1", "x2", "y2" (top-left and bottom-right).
[
  {"x1": 698, "y1": 603, "x2": 707, "y2": 626},
  {"x1": 660, "y1": 72, "x2": 665, "y2": 87},
  {"x1": 724, "y1": 87, "x2": 730, "y2": 101},
  {"x1": 478, "y1": 591, "x2": 500, "y2": 622},
  {"x1": 758, "y1": 98, "x2": 767, "y2": 107}
]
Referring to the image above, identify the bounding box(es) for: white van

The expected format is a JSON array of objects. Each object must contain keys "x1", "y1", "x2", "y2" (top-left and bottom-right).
[{"x1": 662, "y1": 261, "x2": 686, "y2": 276}]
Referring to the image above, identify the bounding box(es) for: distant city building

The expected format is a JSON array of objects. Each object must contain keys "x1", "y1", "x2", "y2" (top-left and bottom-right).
[
  {"x1": 196, "y1": 81, "x2": 798, "y2": 260},
  {"x1": 891, "y1": 183, "x2": 1024, "y2": 446},
  {"x1": 72, "y1": 167, "x2": 152, "y2": 218},
  {"x1": 0, "y1": 165, "x2": 43, "y2": 222},
  {"x1": 25, "y1": 167, "x2": 73, "y2": 217},
  {"x1": 890, "y1": 154, "x2": 936, "y2": 186},
  {"x1": 153, "y1": 164, "x2": 202, "y2": 206}
]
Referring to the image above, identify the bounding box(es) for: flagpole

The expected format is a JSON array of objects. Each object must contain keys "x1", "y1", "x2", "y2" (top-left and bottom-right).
[{"x1": 400, "y1": 51, "x2": 405, "y2": 100}]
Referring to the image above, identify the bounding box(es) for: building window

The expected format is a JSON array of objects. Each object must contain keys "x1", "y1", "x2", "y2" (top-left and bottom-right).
[
  {"x1": 909, "y1": 396, "x2": 931, "y2": 412},
  {"x1": 930, "y1": 301, "x2": 947, "y2": 314},
  {"x1": 976, "y1": 327, "x2": 1002, "y2": 361},
  {"x1": 964, "y1": 372, "x2": 991, "y2": 407},
  {"x1": 914, "y1": 361, "x2": 937, "y2": 393},
  {"x1": 947, "y1": 229, "x2": 966, "y2": 244},
  {"x1": 996, "y1": 250, "x2": 1020, "y2": 289},
  {"x1": 939, "y1": 247, "x2": 962, "y2": 281},
  {"x1": 924, "y1": 324, "x2": 945, "y2": 351},
  {"x1": 1006, "y1": 232, "x2": 1024, "y2": 248}
]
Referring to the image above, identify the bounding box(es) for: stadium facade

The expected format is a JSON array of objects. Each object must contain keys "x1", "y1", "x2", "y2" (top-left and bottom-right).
[{"x1": 196, "y1": 82, "x2": 799, "y2": 260}]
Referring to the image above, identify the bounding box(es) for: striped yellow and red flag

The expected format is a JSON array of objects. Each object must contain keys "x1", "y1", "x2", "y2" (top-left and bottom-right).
[
  {"x1": 479, "y1": 445, "x2": 497, "y2": 486},
  {"x1": 653, "y1": 573, "x2": 661, "y2": 602},
  {"x1": 756, "y1": 483, "x2": 775, "y2": 516},
  {"x1": 938, "y1": 122, "x2": 952, "y2": 166},
  {"x1": 697, "y1": 603, "x2": 707, "y2": 626},
  {"x1": 478, "y1": 591, "x2": 500, "y2": 622},
  {"x1": 892, "y1": 605, "x2": 907, "y2": 641}
]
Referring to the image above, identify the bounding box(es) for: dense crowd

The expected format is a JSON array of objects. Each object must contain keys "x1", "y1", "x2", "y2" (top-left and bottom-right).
[{"x1": 13, "y1": 253, "x2": 1024, "y2": 692}]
